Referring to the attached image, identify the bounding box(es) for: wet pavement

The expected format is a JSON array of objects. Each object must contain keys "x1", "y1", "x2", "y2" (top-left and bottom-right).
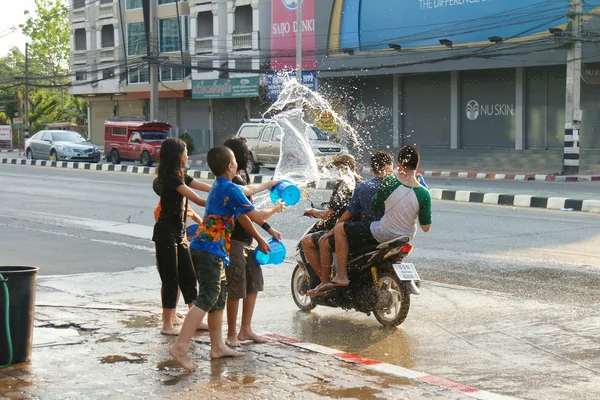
[{"x1": 2, "y1": 268, "x2": 489, "y2": 400}]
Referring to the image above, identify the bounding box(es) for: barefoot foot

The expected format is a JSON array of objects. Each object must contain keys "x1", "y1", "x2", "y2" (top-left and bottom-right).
[
  {"x1": 160, "y1": 326, "x2": 180, "y2": 336},
  {"x1": 169, "y1": 344, "x2": 198, "y2": 371},
  {"x1": 210, "y1": 345, "x2": 245, "y2": 359},
  {"x1": 225, "y1": 335, "x2": 241, "y2": 348},
  {"x1": 238, "y1": 329, "x2": 268, "y2": 344}
]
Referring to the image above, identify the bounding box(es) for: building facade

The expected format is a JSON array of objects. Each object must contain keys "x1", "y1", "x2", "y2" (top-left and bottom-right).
[
  {"x1": 305, "y1": 0, "x2": 600, "y2": 170},
  {"x1": 69, "y1": 0, "x2": 262, "y2": 154}
]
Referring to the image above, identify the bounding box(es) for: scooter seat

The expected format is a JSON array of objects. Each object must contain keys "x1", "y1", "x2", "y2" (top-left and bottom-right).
[{"x1": 349, "y1": 236, "x2": 410, "y2": 258}]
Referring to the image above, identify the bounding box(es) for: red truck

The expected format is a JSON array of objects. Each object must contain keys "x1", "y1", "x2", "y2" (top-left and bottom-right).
[{"x1": 104, "y1": 120, "x2": 171, "y2": 167}]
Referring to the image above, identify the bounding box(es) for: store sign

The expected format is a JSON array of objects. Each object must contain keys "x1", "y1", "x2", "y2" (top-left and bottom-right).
[
  {"x1": 352, "y1": 101, "x2": 393, "y2": 123},
  {"x1": 465, "y1": 100, "x2": 514, "y2": 121},
  {"x1": 0, "y1": 125, "x2": 12, "y2": 141},
  {"x1": 191, "y1": 77, "x2": 259, "y2": 99},
  {"x1": 582, "y1": 63, "x2": 600, "y2": 84},
  {"x1": 266, "y1": 72, "x2": 316, "y2": 100},
  {"x1": 271, "y1": 0, "x2": 315, "y2": 70}
]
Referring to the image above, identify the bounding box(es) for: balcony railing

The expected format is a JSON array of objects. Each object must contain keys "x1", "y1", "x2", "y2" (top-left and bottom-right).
[
  {"x1": 72, "y1": 51, "x2": 87, "y2": 65},
  {"x1": 232, "y1": 33, "x2": 252, "y2": 51},
  {"x1": 100, "y1": 48, "x2": 115, "y2": 62},
  {"x1": 98, "y1": 3, "x2": 114, "y2": 19},
  {"x1": 195, "y1": 37, "x2": 213, "y2": 54},
  {"x1": 71, "y1": 8, "x2": 85, "y2": 23}
]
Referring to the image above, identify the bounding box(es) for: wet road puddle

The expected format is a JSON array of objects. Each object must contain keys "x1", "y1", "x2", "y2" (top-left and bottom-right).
[
  {"x1": 120, "y1": 315, "x2": 160, "y2": 328},
  {"x1": 100, "y1": 352, "x2": 147, "y2": 364},
  {"x1": 339, "y1": 364, "x2": 415, "y2": 388},
  {"x1": 306, "y1": 382, "x2": 382, "y2": 399}
]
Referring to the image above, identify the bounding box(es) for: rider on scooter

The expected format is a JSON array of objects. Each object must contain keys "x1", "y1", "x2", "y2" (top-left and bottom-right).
[
  {"x1": 299, "y1": 154, "x2": 360, "y2": 279},
  {"x1": 310, "y1": 145, "x2": 432, "y2": 295},
  {"x1": 306, "y1": 151, "x2": 395, "y2": 296}
]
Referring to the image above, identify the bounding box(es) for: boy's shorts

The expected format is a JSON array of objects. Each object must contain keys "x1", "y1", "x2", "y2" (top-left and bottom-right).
[
  {"x1": 309, "y1": 230, "x2": 336, "y2": 250},
  {"x1": 226, "y1": 240, "x2": 264, "y2": 299},
  {"x1": 344, "y1": 221, "x2": 379, "y2": 249},
  {"x1": 191, "y1": 249, "x2": 227, "y2": 312}
]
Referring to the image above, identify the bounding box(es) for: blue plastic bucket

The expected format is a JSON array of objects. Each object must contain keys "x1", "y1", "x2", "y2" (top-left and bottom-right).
[
  {"x1": 270, "y1": 180, "x2": 301, "y2": 206},
  {"x1": 254, "y1": 238, "x2": 286, "y2": 265}
]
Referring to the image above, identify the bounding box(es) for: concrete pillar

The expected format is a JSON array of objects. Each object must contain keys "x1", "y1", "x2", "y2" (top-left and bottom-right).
[
  {"x1": 515, "y1": 67, "x2": 526, "y2": 150},
  {"x1": 450, "y1": 71, "x2": 459, "y2": 149},
  {"x1": 393, "y1": 75, "x2": 400, "y2": 148}
]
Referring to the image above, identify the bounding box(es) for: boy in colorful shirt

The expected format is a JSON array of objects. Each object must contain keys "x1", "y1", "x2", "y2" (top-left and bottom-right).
[{"x1": 169, "y1": 146, "x2": 284, "y2": 371}]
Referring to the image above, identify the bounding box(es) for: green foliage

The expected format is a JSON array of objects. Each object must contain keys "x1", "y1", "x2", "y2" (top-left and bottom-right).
[
  {"x1": 20, "y1": 0, "x2": 69, "y2": 81},
  {"x1": 179, "y1": 131, "x2": 195, "y2": 155}
]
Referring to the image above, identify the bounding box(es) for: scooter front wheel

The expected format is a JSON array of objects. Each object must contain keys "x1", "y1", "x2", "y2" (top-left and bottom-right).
[{"x1": 291, "y1": 264, "x2": 316, "y2": 312}]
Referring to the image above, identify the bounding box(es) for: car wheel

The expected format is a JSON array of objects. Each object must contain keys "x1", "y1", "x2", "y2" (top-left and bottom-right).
[
  {"x1": 50, "y1": 150, "x2": 58, "y2": 161},
  {"x1": 110, "y1": 149, "x2": 121, "y2": 164},
  {"x1": 141, "y1": 151, "x2": 153, "y2": 167},
  {"x1": 248, "y1": 156, "x2": 260, "y2": 174},
  {"x1": 26, "y1": 149, "x2": 34, "y2": 160}
]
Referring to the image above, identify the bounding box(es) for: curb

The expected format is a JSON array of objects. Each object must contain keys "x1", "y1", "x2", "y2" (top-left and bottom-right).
[
  {"x1": 263, "y1": 332, "x2": 517, "y2": 400},
  {"x1": 420, "y1": 170, "x2": 600, "y2": 182},
  {"x1": 430, "y1": 188, "x2": 600, "y2": 213}
]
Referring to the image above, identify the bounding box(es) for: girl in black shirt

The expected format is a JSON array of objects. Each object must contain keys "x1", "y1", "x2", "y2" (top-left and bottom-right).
[{"x1": 152, "y1": 138, "x2": 211, "y2": 336}]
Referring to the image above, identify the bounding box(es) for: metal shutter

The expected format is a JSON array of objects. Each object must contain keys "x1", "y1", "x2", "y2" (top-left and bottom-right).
[{"x1": 402, "y1": 73, "x2": 451, "y2": 148}]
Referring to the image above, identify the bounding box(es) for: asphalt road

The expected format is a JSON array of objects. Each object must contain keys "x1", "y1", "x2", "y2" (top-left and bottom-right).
[{"x1": 2, "y1": 164, "x2": 600, "y2": 399}]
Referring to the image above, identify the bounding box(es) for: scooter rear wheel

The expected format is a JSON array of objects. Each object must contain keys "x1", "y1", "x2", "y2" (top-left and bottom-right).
[
  {"x1": 373, "y1": 272, "x2": 411, "y2": 327},
  {"x1": 291, "y1": 264, "x2": 316, "y2": 312}
]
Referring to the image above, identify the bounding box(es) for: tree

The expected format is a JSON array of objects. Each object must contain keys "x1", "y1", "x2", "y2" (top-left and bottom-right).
[
  {"x1": 20, "y1": 0, "x2": 69, "y2": 83},
  {"x1": 0, "y1": 48, "x2": 25, "y2": 122}
]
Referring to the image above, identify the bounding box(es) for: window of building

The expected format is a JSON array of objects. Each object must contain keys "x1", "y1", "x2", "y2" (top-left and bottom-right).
[
  {"x1": 234, "y1": 5, "x2": 252, "y2": 34},
  {"x1": 126, "y1": 0, "x2": 142, "y2": 10},
  {"x1": 197, "y1": 60, "x2": 213, "y2": 72},
  {"x1": 128, "y1": 66, "x2": 149, "y2": 83},
  {"x1": 74, "y1": 29, "x2": 86, "y2": 51},
  {"x1": 100, "y1": 0, "x2": 113, "y2": 4},
  {"x1": 127, "y1": 22, "x2": 146, "y2": 56},
  {"x1": 160, "y1": 66, "x2": 189, "y2": 82},
  {"x1": 159, "y1": 16, "x2": 189, "y2": 53},
  {"x1": 235, "y1": 58, "x2": 252, "y2": 71},
  {"x1": 73, "y1": 0, "x2": 85, "y2": 9},
  {"x1": 101, "y1": 25, "x2": 115, "y2": 48},
  {"x1": 75, "y1": 72, "x2": 87, "y2": 81},
  {"x1": 102, "y1": 68, "x2": 115, "y2": 80},
  {"x1": 159, "y1": 0, "x2": 188, "y2": 4},
  {"x1": 196, "y1": 11, "x2": 213, "y2": 37}
]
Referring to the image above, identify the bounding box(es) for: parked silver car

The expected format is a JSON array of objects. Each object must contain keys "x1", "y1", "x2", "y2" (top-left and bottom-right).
[{"x1": 25, "y1": 130, "x2": 101, "y2": 162}]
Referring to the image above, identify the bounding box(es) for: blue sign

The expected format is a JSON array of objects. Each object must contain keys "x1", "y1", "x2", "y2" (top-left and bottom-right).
[
  {"x1": 266, "y1": 72, "x2": 317, "y2": 100},
  {"x1": 338, "y1": 0, "x2": 600, "y2": 50}
]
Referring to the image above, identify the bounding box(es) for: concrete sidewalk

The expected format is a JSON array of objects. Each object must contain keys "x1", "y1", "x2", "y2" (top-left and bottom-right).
[{"x1": 0, "y1": 266, "x2": 515, "y2": 400}]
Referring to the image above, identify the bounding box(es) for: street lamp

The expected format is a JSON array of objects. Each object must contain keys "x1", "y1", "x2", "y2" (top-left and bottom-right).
[
  {"x1": 488, "y1": 36, "x2": 503, "y2": 44},
  {"x1": 342, "y1": 48, "x2": 355, "y2": 55},
  {"x1": 388, "y1": 43, "x2": 402, "y2": 52}
]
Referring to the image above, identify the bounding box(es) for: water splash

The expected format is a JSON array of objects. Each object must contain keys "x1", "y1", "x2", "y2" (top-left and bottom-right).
[{"x1": 262, "y1": 75, "x2": 364, "y2": 186}]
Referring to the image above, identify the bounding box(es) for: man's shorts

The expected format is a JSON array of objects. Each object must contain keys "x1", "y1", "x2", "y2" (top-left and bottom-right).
[
  {"x1": 226, "y1": 240, "x2": 264, "y2": 299},
  {"x1": 191, "y1": 249, "x2": 227, "y2": 312},
  {"x1": 343, "y1": 221, "x2": 379, "y2": 250},
  {"x1": 309, "y1": 230, "x2": 336, "y2": 250}
]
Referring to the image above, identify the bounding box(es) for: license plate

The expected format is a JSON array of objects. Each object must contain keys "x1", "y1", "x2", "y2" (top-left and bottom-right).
[{"x1": 393, "y1": 263, "x2": 420, "y2": 281}]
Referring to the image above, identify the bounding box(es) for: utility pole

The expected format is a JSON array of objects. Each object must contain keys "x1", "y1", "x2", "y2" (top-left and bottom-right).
[
  {"x1": 24, "y1": 43, "x2": 29, "y2": 139},
  {"x1": 149, "y1": 0, "x2": 159, "y2": 121},
  {"x1": 295, "y1": 0, "x2": 302, "y2": 83},
  {"x1": 562, "y1": 0, "x2": 582, "y2": 175}
]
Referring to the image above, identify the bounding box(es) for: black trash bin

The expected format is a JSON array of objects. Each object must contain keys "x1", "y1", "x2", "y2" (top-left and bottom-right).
[{"x1": 0, "y1": 266, "x2": 39, "y2": 365}]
